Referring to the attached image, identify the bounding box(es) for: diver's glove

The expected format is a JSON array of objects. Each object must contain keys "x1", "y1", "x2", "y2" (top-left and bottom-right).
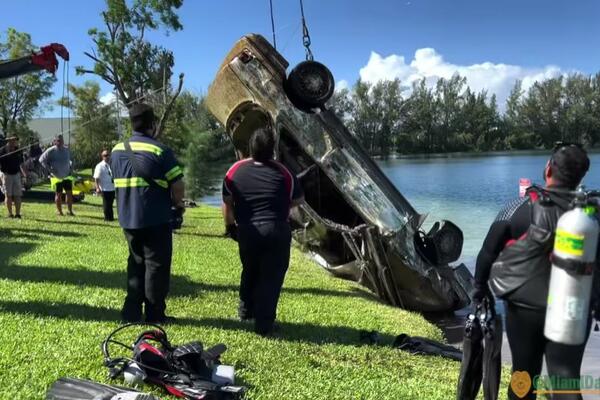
[
  {"x1": 471, "y1": 281, "x2": 493, "y2": 306},
  {"x1": 225, "y1": 224, "x2": 238, "y2": 241}
]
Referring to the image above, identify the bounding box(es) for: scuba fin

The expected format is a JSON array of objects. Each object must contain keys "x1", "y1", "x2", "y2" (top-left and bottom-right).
[{"x1": 46, "y1": 377, "x2": 161, "y2": 400}]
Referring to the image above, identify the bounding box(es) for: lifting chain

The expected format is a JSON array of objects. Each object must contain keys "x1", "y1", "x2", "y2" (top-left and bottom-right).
[{"x1": 299, "y1": 0, "x2": 314, "y2": 61}]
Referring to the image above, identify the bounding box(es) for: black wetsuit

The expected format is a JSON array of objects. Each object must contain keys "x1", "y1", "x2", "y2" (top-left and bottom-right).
[{"x1": 475, "y1": 190, "x2": 593, "y2": 400}]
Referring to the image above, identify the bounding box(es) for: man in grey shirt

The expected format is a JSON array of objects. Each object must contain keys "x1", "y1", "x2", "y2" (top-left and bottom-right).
[{"x1": 39, "y1": 135, "x2": 75, "y2": 216}]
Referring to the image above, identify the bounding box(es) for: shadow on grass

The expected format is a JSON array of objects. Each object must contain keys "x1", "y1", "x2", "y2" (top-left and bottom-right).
[
  {"x1": 0, "y1": 241, "x2": 38, "y2": 266},
  {"x1": 194, "y1": 317, "x2": 396, "y2": 346},
  {"x1": 0, "y1": 300, "x2": 393, "y2": 346},
  {"x1": 0, "y1": 264, "x2": 219, "y2": 298},
  {"x1": 0, "y1": 299, "x2": 121, "y2": 321},
  {"x1": 6, "y1": 227, "x2": 84, "y2": 238},
  {"x1": 29, "y1": 217, "x2": 121, "y2": 229},
  {"x1": 175, "y1": 232, "x2": 227, "y2": 239},
  {"x1": 0, "y1": 263, "x2": 367, "y2": 301}
]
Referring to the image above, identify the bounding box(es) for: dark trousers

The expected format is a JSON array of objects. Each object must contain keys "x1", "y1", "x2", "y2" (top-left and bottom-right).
[
  {"x1": 505, "y1": 302, "x2": 592, "y2": 400},
  {"x1": 121, "y1": 224, "x2": 173, "y2": 322},
  {"x1": 102, "y1": 191, "x2": 115, "y2": 221},
  {"x1": 237, "y1": 221, "x2": 291, "y2": 333}
]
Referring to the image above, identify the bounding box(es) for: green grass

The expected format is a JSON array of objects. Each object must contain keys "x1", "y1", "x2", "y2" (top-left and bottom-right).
[{"x1": 0, "y1": 194, "x2": 504, "y2": 399}]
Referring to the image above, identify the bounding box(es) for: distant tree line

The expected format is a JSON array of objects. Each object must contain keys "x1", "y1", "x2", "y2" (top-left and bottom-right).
[{"x1": 329, "y1": 73, "x2": 600, "y2": 158}]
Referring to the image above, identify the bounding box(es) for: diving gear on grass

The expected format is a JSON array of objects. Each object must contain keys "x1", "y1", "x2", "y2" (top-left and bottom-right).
[
  {"x1": 102, "y1": 323, "x2": 245, "y2": 399},
  {"x1": 46, "y1": 377, "x2": 161, "y2": 400}
]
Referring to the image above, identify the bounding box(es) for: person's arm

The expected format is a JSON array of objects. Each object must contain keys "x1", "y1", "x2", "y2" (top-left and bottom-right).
[
  {"x1": 39, "y1": 147, "x2": 52, "y2": 172},
  {"x1": 222, "y1": 197, "x2": 235, "y2": 225},
  {"x1": 221, "y1": 173, "x2": 238, "y2": 239},
  {"x1": 170, "y1": 179, "x2": 185, "y2": 209},
  {"x1": 160, "y1": 148, "x2": 184, "y2": 207},
  {"x1": 473, "y1": 197, "x2": 530, "y2": 301},
  {"x1": 93, "y1": 164, "x2": 102, "y2": 193}
]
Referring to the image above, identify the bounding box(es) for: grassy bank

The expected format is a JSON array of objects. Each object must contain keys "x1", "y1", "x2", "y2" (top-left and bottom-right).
[{"x1": 0, "y1": 194, "x2": 501, "y2": 399}]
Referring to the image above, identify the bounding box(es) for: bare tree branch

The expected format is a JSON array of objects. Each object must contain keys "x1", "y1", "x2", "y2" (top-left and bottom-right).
[{"x1": 154, "y1": 73, "x2": 184, "y2": 138}]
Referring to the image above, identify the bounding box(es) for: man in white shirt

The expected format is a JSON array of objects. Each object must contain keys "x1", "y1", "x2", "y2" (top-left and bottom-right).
[{"x1": 93, "y1": 149, "x2": 115, "y2": 221}]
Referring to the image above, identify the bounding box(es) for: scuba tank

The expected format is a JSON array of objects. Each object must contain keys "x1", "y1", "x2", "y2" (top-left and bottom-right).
[{"x1": 544, "y1": 188, "x2": 599, "y2": 345}]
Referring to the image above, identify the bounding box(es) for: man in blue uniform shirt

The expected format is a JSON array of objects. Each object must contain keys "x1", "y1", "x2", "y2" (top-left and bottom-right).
[{"x1": 111, "y1": 103, "x2": 185, "y2": 323}]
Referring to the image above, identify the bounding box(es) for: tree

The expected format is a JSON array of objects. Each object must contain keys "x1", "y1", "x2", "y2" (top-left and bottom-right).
[
  {"x1": 0, "y1": 28, "x2": 55, "y2": 141},
  {"x1": 348, "y1": 78, "x2": 403, "y2": 158},
  {"x1": 402, "y1": 79, "x2": 437, "y2": 153},
  {"x1": 434, "y1": 74, "x2": 466, "y2": 151},
  {"x1": 327, "y1": 87, "x2": 352, "y2": 123},
  {"x1": 60, "y1": 81, "x2": 118, "y2": 168},
  {"x1": 181, "y1": 94, "x2": 234, "y2": 198},
  {"x1": 76, "y1": 0, "x2": 185, "y2": 137}
]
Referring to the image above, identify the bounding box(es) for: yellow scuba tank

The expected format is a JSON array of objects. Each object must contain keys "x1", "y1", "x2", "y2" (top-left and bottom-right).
[{"x1": 544, "y1": 188, "x2": 599, "y2": 345}]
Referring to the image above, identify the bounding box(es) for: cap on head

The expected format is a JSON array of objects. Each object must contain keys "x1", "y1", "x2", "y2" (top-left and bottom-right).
[
  {"x1": 550, "y1": 143, "x2": 590, "y2": 189},
  {"x1": 129, "y1": 103, "x2": 155, "y2": 134}
]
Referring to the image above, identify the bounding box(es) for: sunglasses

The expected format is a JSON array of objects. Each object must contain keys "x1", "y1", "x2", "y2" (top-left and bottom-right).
[
  {"x1": 102, "y1": 154, "x2": 110, "y2": 158},
  {"x1": 551, "y1": 141, "x2": 583, "y2": 154}
]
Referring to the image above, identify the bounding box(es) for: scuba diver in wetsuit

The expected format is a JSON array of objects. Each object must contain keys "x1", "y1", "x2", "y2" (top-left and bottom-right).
[{"x1": 473, "y1": 143, "x2": 596, "y2": 400}]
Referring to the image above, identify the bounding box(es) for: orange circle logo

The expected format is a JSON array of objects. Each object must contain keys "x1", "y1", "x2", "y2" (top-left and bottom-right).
[{"x1": 510, "y1": 371, "x2": 532, "y2": 398}]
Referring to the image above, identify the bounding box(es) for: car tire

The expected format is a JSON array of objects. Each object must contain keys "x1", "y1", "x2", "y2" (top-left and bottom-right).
[{"x1": 285, "y1": 61, "x2": 335, "y2": 111}]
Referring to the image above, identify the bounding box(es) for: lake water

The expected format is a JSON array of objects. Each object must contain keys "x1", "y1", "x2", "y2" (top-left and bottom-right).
[
  {"x1": 379, "y1": 153, "x2": 600, "y2": 267},
  {"x1": 205, "y1": 153, "x2": 600, "y2": 269}
]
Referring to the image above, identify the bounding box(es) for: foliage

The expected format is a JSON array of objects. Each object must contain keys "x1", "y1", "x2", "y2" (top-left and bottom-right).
[
  {"x1": 336, "y1": 72, "x2": 600, "y2": 156},
  {"x1": 0, "y1": 28, "x2": 55, "y2": 141},
  {"x1": 76, "y1": 0, "x2": 184, "y2": 136},
  {"x1": 59, "y1": 81, "x2": 119, "y2": 168},
  {"x1": 0, "y1": 199, "x2": 511, "y2": 399},
  {"x1": 178, "y1": 93, "x2": 234, "y2": 198}
]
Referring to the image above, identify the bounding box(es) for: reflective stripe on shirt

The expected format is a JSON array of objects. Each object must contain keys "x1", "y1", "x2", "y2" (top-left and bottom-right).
[
  {"x1": 114, "y1": 177, "x2": 168, "y2": 188},
  {"x1": 112, "y1": 142, "x2": 164, "y2": 155},
  {"x1": 165, "y1": 165, "x2": 183, "y2": 181}
]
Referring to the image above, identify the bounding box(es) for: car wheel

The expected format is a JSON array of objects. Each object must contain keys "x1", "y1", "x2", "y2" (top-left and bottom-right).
[{"x1": 285, "y1": 61, "x2": 335, "y2": 111}]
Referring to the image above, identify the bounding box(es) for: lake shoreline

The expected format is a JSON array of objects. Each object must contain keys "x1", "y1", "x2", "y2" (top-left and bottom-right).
[{"x1": 376, "y1": 147, "x2": 600, "y2": 161}]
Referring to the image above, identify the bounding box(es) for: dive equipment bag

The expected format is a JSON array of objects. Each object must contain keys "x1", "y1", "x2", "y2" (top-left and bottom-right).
[
  {"x1": 544, "y1": 188, "x2": 599, "y2": 345},
  {"x1": 489, "y1": 187, "x2": 569, "y2": 308},
  {"x1": 102, "y1": 324, "x2": 245, "y2": 400}
]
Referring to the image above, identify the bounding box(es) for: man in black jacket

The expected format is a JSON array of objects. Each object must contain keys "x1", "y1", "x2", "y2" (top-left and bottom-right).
[{"x1": 474, "y1": 143, "x2": 592, "y2": 400}]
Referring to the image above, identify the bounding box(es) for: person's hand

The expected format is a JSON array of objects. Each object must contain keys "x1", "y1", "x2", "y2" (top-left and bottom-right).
[
  {"x1": 225, "y1": 224, "x2": 238, "y2": 242},
  {"x1": 471, "y1": 282, "x2": 493, "y2": 306},
  {"x1": 96, "y1": 187, "x2": 102, "y2": 194}
]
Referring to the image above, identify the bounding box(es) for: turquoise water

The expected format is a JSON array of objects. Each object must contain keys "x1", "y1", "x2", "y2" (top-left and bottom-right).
[{"x1": 203, "y1": 153, "x2": 600, "y2": 268}]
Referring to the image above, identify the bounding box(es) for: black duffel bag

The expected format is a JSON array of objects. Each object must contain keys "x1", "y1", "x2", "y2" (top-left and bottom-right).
[{"x1": 489, "y1": 190, "x2": 568, "y2": 309}]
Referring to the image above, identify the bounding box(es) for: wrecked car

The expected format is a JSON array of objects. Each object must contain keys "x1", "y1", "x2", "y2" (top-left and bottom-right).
[{"x1": 205, "y1": 34, "x2": 473, "y2": 312}]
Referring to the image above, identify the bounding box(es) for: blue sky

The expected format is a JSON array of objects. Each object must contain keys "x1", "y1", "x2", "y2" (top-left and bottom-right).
[{"x1": 2, "y1": 0, "x2": 600, "y2": 116}]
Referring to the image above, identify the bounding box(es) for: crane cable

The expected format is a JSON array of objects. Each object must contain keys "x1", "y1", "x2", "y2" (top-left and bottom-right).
[
  {"x1": 269, "y1": 0, "x2": 277, "y2": 50},
  {"x1": 59, "y1": 60, "x2": 72, "y2": 147},
  {"x1": 299, "y1": 0, "x2": 314, "y2": 61}
]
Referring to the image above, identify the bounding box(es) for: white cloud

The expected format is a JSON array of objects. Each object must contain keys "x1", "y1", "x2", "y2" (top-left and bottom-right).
[
  {"x1": 336, "y1": 79, "x2": 349, "y2": 91},
  {"x1": 100, "y1": 91, "x2": 116, "y2": 105},
  {"x1": 358, "y1": 48, "x2": 567, "y2": 109}
]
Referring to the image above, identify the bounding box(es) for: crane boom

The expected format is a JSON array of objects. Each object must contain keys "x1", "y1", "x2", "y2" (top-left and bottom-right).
[{"x1": 0, "y1": 43, "x2": 69, "y2": 80}]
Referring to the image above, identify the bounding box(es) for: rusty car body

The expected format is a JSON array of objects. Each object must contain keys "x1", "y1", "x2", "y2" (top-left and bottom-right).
[{"x1": 205, "y1": 34, "x2": 473, "y2": 312}]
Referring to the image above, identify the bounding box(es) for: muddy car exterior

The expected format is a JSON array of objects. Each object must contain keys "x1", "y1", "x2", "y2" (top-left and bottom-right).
[{"x1": 206, "y1": 34, "x2": 473, "y2": 312}]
